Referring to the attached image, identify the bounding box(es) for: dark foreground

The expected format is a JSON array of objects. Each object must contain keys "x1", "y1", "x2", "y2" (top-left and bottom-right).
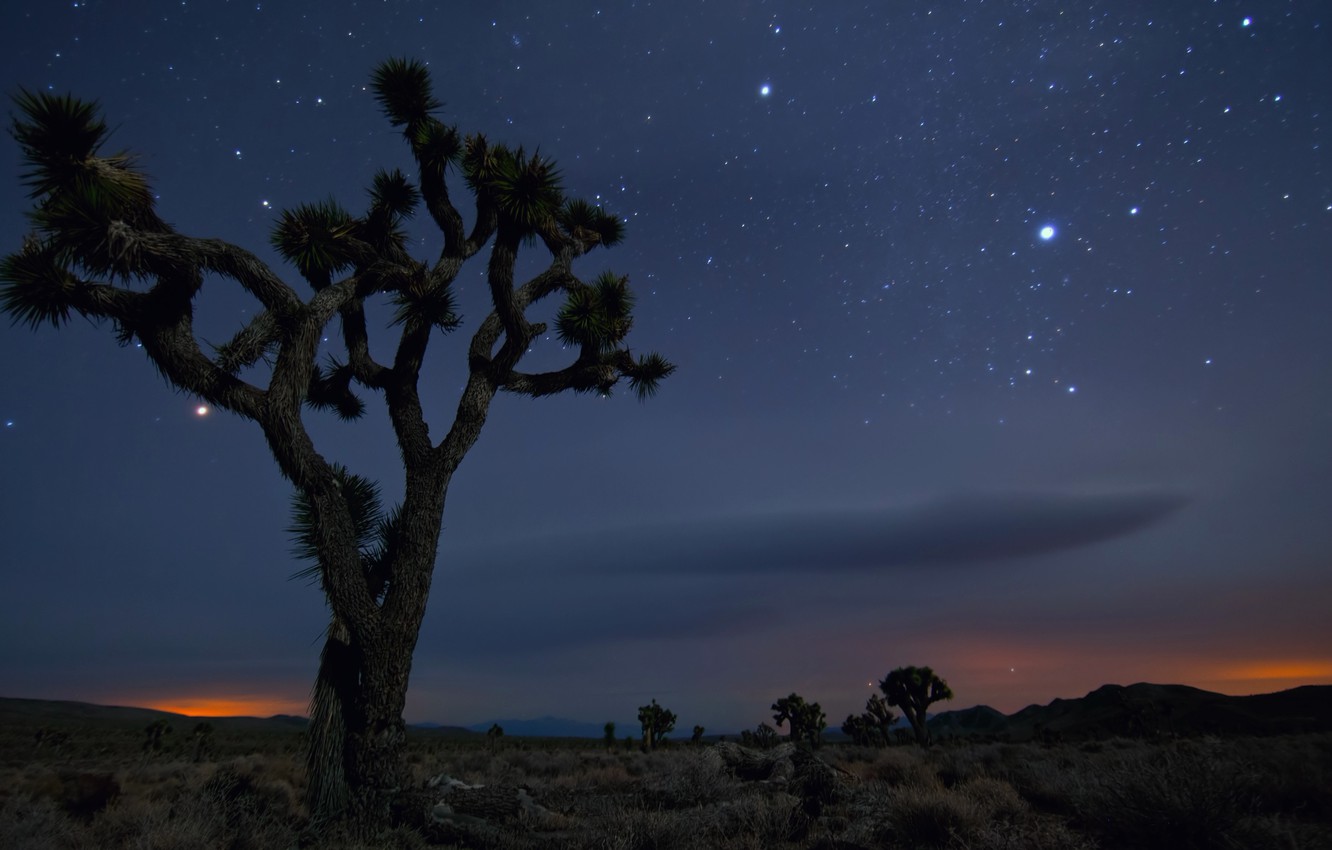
[{"x1": 2, "y1": 713, "x2": 1330, "y2": 849}]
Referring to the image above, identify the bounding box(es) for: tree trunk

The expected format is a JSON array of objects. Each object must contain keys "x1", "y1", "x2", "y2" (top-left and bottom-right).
[{"x1": 344, "y1": 632, "x2": 414, "y2": 829}]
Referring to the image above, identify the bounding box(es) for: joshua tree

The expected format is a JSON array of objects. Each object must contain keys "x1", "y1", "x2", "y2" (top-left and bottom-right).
[
  {"x1": 864, "y1": 693, "x2": 897, "y2": 747},
  {"x1": 142, "y1": 719, "x2": 172, "y2": 754},
  {"x1": 841, "y1": 713, "x2": 873, "y2": 746},
  {"x1": 842, "y1": 694, "x2": 897, "y2": 747},
  {"x1": 691, "y1": 724, "x2": 706, "y2": 744},
  {"x1": 2, "y1": 59, "x2": 672, "y2": 830},
  {"x1": 485, "y1": 723, "x2": 504, "y2": 752},
  {"x1": 637, "y1": 699, "x2": 676, "y2": 750},
  {"x1": 771, "y1": 693, "x2": 827, "y2": 748},
  {"x1": 752, "y1": 722, "x2": 779, "y2": 749},
  {"x1": 191, "y1": 722, "x2": 215, "y2": 763},
  {"x1": 603, "y1": 721, "x2": 616, "y2": 750},
  {"x1": 880, "y1": 665, "x2": 953, "y2": 747}
]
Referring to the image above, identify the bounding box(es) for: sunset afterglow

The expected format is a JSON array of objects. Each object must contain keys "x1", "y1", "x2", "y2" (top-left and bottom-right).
[{"x1": 141, "y1": 695, "x2": 305, "y2": 718}]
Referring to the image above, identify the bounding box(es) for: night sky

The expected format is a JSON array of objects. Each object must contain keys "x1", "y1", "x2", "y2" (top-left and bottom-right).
[{"x1": 2, "y1": 1, "x2": 1330, "y2": 733}]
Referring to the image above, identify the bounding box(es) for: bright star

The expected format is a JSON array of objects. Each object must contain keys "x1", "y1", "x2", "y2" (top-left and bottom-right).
[
  {"x1": 195, "y1": 405, "x2": 209, "y2": 417},
  {"x1": 1039, "y1": 225, "x2": 1056, "y2": 240},
  {"x1": 759, "y1": 84, "x2": 771, "y2": 97},
  {"x1": 1241, "y1": 17, "x2": 1252, "y2": 27}
]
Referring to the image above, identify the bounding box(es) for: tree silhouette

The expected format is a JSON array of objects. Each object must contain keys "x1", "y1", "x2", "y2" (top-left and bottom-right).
[
  {"x1": 2, "y1": 59, "x2": 672, "y2": 830},
  {"x1": 771, "y1": 692, "x2": 827, "y2": 748},
  {"x1": 864, "y1": 693, "x2": 897, "y2": 746},
  {"x1": 843, "y1": 693, "x2": 897, "y2": 747},
  {"x1": 637, "y1": 699, "x2": 676, "y2": 750},
  {"x1": 840, "y1": 713, "x2": 873, "y2": 746},
  {"x1": 880, "y1": 665, "x2": 953, "y2": 747}
]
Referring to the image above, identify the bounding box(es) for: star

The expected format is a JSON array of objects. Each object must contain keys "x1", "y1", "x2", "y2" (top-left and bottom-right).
[
  {"x1": 759, "y1": 84, "x2": 771, "y2": 97},
  {"x1": 1039, "y1": 225, "x2": 1056, "y2": 240}
]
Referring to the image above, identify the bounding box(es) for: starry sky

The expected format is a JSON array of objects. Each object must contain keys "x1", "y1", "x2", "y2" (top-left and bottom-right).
[{"x1": 2, "y1": 1, "x2": 1330, "y2": 733}]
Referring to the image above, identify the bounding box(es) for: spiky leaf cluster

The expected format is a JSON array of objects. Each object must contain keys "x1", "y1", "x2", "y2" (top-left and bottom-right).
[
  {"x1": 288, "y1": 466, "x2": 400, "y2": 600},
  {"x1": 370, "y1": 58, "x2": 442, "y2": 128},
  {"x1": 625, "y1": 352, "x2": 675, "y2": 401},
  {"x1": 306, "y1": 357, "x2": 366, "y2": 421},
  {"x1": 0, "y1": 238, "x2": 85, "y2": 328},
  {"x1": 270, "y1": 199, "x2": 357, "y2": 287},
  {"x1": 2, "y1": 91, "x2": 160, "y2": 302},
  {"x1": 368, "y1": 168, "x2": 419, "y2": 220},
  {"x1": 557, "y1": 199, "x2": 624, "y2": 248},
  {"x1": 487, "y1": 146, "x2": 563, "y2": 233},
  {"x1": 11, "y1": 89, "x2": 151, "y2": 210},
  {"x1": 389, "y1": 267, "x2": 461, "y2": 331},
  {"x1": 556, "y1": 272, "x2": 633, "y2": 353},
  {"x1": 411, "y1": 119, "x2": 462, "y2": 182}
]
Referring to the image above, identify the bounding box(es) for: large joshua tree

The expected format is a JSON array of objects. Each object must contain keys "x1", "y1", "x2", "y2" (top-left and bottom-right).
[
  {"x1": 1, "y1": 59, "x2": 673, "y2": 827},
  {"x1": 881, "y1": 665, "x2": 953, "y2": 747}
]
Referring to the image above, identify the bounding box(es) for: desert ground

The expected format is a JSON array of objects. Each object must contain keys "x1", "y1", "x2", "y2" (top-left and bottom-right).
[{"x1": 2, "y1": 701, "x2": 1331, "y2": 850}]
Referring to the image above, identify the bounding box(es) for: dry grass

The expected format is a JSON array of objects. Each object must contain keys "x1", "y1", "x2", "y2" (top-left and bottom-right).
[{"x1": 1, "y1": 721, "x2": 1330, "y2": 849}]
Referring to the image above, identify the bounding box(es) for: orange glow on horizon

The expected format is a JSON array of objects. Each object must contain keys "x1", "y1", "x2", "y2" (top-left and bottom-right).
[
  {"x1": 1209, "y1": 660, "x2": 1332, "y2": 683},
  {"x1": 141, "y1": 695, "x2": 305, "y2": 718}
]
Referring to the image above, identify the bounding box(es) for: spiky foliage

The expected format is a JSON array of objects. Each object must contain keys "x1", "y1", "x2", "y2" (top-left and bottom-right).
[
  {"x1": 2, "y1": 59, "x2": 672, "y2": 832},
  {"x1": 558, "y1": 198, "x2": 625, "y2": 248},
  {"x1": 489, "y1": 146, "x2": 563, "y2": 234},
  {"x1": 0, "y1": 238, "x2": 84, "y2": 328},
  {"x1": 368, "y1": 168, "x2": 419, "y2": 220},
  {"x1": 270, "y1": 199, "x2": 358, "y2": 288},
  {"x1": 881, "y1": 665, "x2": 954, "y2": 747},
  {"x1": 556, "y1": 271, "x2": 632, "y2": 352},
  {"x1": 388, "y1": 266, "x2": 461, "y2": 331},
  {"x1": 306, "y1": 358, "x2": 367, "y2": 421},
  {"x1": 11, "y1": 89, "x2": 151, "y2": 209},
  {"x1": 370, "y1": 57, "x2": 441, "y2": 128}
]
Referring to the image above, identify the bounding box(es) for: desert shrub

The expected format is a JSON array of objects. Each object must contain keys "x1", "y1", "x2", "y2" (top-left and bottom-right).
[
  {"x1": 930, "y1": 746, "x2": 989, "y2": 788},
  {"x1": 0, "y1": 794, "x2": 86, "y2": 850},
  {"x1": 643, "y1": 749, "x2": 735, "y2": 809},
  {"x1": 1065, "y1": 741, "x2": 1262, "y2": 849},
  {"x1": 859, "y1": 747, "x2": 932, "y2": 787},
  {"x1": 956, "y1": 776, "x2": 1028, "y2": 823},
  {"x1": 874, "y1": 782, "x2": 987, "y2": 848}
]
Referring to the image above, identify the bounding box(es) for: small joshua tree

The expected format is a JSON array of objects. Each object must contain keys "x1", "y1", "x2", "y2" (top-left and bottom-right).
[
  {"x1": 637, "y1": 699, "x2": 676, "y2": 750},
  {"x1": 864, "y1": 693, "x2": 897, "y2": 747},
  {"x1": 691, "y1": 724, "x2": 706, "y2": 744},
  {"x1": 486, "y1": 723, "x2": 504, "y2": 752},
  {"x1": 142, "y1": 719, "x2": 172, "y2": 754},
  {"x1": 603, "y1": 721, "x2": 616, "y2": 750},
  {"x1": 841, "y1": 713, "x2": 873, "y2": 746},
  {"x1": 191, "y1": 722, "x2": 214, "y2": 763},
  {"x1": 2, "y1": 59, "x2": 672, "y2": 830},
  {"x1": 843, "y1": 694, "x2": 897, "y2": 747},
  {"x1": 753, "y1": 722, "x2": 779, "y2": 749},
  {"x1": 880, "y1": 665, "x2": 953, "y2": 747}
]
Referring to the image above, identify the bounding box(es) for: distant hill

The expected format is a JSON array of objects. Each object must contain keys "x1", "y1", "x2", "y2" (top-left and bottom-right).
[
  {"x1": 0, "y1": 696, "x2": 307, "y2": 732},
  {"x1": 466, "y1": 716, "x2": 623, "y2": 738},
  {"x1": 928, "y1": 683, "x2": 1332, "y2": 741}
]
